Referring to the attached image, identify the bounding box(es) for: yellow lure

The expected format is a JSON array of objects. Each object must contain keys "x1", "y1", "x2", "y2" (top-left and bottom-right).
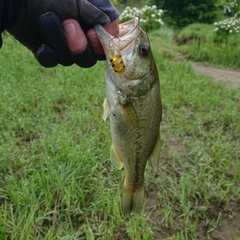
[{"x1": 108, "y1": 51, "x2": 125, "y2": 74}]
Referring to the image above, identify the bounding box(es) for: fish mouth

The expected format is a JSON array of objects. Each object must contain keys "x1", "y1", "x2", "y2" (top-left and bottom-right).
[
  {"x1": 94, "y1": 17, "x2": 140, "y2": 52},
  {"x1": 118, "y1": 17, "x2": 139, "y2": 40}
]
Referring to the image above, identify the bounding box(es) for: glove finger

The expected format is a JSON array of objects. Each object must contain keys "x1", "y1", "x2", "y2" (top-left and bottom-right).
[
  {"x1": 35, "y1": 44, "x2": 58, "y2": 68},
  {"x1": 78, "y1": 0, "x2": 119, "y2": 26},
  {"x1": 69, "y1": 44, "x2": 96, "y2": 68},
  {"x1": 95, "y1": 54, "x2": 106, "y2": 61},
  {"x1": 38, "y1": 12, "x2": 73, "y2": 66}
]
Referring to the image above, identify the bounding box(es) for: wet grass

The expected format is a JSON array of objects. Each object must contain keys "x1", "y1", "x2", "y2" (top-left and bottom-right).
[{"x1": 0, "y1": 32, "x2": 240, "y2": 239}]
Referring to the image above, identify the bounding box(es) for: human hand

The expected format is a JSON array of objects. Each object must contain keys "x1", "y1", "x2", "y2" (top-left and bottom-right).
[
  {"x1": 62, "y1": 18, "x2": 119, "y2": 58},
  {"x1": 7, "y1": 0, "x2": 119, "y2": 68}
]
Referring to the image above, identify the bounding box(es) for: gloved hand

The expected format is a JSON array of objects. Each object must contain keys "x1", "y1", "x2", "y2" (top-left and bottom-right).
[{"x1": 5, "y1": 0, "x2": 119, "y2": 68}]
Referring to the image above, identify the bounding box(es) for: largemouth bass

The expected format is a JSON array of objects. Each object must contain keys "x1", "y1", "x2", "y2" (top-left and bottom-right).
[{"x1": 94, "y1": 18, "x2": 162, "y2": 216}]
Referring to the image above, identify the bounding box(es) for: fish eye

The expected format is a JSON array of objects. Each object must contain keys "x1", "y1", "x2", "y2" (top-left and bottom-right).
[{"x1": 139, "y1": 45, "x2": 149, "y2": 56}]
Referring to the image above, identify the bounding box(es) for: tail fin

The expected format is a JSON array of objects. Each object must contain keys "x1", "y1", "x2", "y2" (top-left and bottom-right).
[{"x1": 121, "y1": 185, "x2": 144, "y2": 216}]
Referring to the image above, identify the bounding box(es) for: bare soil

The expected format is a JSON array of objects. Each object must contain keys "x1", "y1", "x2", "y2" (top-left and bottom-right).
[{"x1": 192, "y1": 63, "x2": 240, "y2": 88}]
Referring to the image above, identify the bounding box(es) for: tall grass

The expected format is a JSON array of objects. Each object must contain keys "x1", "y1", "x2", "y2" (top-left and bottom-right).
[
  {"x1": 174, "y1": 23, "x2": 240, "y2": 69},
  {"x1": 0, "y1": 31, "x2": 239, "y2": 239}
]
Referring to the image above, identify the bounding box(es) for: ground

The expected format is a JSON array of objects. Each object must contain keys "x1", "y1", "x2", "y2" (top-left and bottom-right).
[
  {"x1": 165, "y1": 49, "x2": 240, "y2": 88},
  {"x1": 192, "y1": 63, "x2": 240, "y2": 88},
  {"x1": 145, "y1": 135, "x2": 240, "y2": 239},
  {"x1": 148, "y1": 50, "x2": 240, "y2": 239}
]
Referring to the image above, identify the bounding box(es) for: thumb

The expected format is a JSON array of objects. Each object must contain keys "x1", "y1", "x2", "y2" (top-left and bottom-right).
[{"x1": 62, "y1": 19, "x2": 88, "y2": 53}]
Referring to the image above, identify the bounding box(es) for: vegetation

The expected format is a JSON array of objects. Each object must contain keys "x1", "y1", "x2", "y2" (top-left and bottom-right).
[
  {"x1": 0, "y1": 21, "x2": 239, "y2": 239},
  {"x1": 116, "y1": 0, "x2": 220, "y2": 28},
  {"x1": 173, "y1": 23, "x2": 240, "y2": 68},
  {"x1": 214, "y1": 0, "x2": 240, "y2": 39},
  {"x1": 171, "y1": 0, "x2": 240, "y2": 69},
  {"x1": 154, "y1": 0, "x2": 218, "y2": 27},
  {"x1": 120, "y1": 5, "x2": 164, "y2": 32}
]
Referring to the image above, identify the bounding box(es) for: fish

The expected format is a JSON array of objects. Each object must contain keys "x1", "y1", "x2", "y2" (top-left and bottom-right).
[{"x1": 94, "y1": 17, "x2": 162, "y2": 216}]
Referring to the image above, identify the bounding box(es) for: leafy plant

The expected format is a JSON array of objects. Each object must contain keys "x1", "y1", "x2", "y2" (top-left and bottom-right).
[
  {"x1": 213, "y1": 0, "x2": 240, "y2": 41},
  {"x1": 149, "y1": 0, "x2": 218, "y2": 28},
  {"x1": 214, "y1": 18, "x2": 240, "y2": 35},
  {"x1": 223, "y1": 0, "x2": 240, "y2": 16},
  {"x1": 120, "y1": 5, "x2": 164, "y2": 32}
]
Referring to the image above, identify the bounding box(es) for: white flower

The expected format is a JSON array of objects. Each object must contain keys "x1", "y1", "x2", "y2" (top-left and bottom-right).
[
  {"x1": 156, "y1": 19, "x2": 164, "y2": 25},
  {"x1": 229, "y1": 30, "x2": 233, "y2": 33},
  {"x1": 214, "y1": 28, "x2": 219, "y2": 31},
  {"x1": 151, "y1": 14, "x2": 156, "y2": 18}
]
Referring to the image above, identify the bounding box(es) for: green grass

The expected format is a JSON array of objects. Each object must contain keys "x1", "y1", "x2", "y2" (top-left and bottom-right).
[
  {"x1": 173, "y1": 23, "x2": 240, "y2": 69},
  {"x1": 0, "y1": 31, "x2": 240, "y2": 239}
]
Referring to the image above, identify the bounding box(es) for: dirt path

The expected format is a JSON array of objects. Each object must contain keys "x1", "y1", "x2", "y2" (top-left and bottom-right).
[
  {"x1": 162, "y1": 47, "x2": 240, "y2": 88},
  {"x1": 192, "y1": 63, "x2": 240, "y2": 88}
]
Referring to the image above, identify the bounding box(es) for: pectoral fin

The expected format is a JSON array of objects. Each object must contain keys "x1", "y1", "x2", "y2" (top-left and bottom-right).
[
  {"x1": 110, "y1": 144, "x2": 124, "y2": 170},
  {"x1": 119, "y1": 102, "x2": 139, "y2": 128},
  {"x1": 149, "y1": 133, "x2": 161, "y2": 172},
  {"x1": 103, "y1": 98, "x2": 110, "y2": 121}
]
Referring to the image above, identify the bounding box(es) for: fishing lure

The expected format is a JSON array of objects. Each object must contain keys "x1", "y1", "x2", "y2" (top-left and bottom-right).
[{"x1": 108, "y1": 40, "x2": 125, "y2": 74}]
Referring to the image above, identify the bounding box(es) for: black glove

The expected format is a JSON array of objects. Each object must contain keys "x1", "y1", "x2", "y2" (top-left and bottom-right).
[{"x1": 0, "y1": 0, "x2": 119, "y2": 68}]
